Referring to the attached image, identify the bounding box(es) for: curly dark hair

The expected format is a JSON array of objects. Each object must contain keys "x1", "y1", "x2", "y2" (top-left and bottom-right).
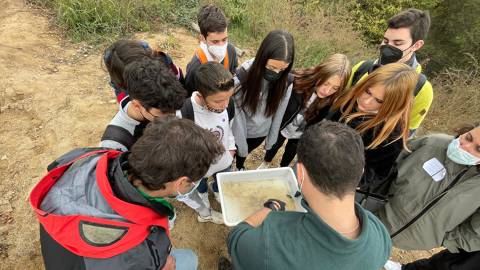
[
  {"x1": 128, "y1": 116, "x2": 225, "y2": 190},
  {"x1": 123, "y1": 59, "x2": 186, "y2": 113}
]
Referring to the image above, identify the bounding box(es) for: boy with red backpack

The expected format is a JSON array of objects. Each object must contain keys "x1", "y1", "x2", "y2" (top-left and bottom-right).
[{"x1": 30, "y1": 116, "x2": 224, "y2": 270}]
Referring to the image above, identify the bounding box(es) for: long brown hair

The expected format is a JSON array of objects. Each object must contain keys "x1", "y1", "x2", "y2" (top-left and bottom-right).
[
  {"x1": 300, "y1": 54, "x2": 351, "y2": 122},
  {"x1": 240, "y1": 30, "x2": 295, "y2": 117},
  {"x1": 331, "y1": 63, "x2": 419, "y2": 149}
]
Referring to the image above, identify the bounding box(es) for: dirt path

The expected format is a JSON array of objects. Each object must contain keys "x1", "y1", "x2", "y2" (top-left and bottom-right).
[{"x1": 0, "y1": 1, "x2": 437, "y2": 269}]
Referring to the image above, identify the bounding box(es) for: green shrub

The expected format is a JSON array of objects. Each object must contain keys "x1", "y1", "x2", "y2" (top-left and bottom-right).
[
  {"x1": 422, "y1": 0, "x2": 480, "y2": 73},
  {"x1": 346, "y1": 0, "x2": 441, "y2": 44},
  {"x1": 28, "y1": 0, "x2": 199, "y2": 43}
]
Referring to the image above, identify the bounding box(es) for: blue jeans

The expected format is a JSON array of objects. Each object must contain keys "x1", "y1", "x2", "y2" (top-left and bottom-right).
[
  {"x1": 197, "y1": 167, "x2": 231, "y2": 193},
  {"x1": 170, "y1": 249, "x2": 198, "y2": 270}
]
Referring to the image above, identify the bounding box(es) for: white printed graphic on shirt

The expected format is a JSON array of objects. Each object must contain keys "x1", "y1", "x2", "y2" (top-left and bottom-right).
[
  {"x1": 209, "y1": 125, "x2": 225, "y2": 141},
  {"x1": 177, "y1": 93, "x2": 236, "y2": 177}
]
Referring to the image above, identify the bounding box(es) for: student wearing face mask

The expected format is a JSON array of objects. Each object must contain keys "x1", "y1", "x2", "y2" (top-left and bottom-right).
[
  {"x1": 231, "y1": 30, "x2": 295, "y2": 171},
  {"x1": 100, "y1": 58, "x2": 186, "y2": 152},
  {"x1": 177, "y1": 62, "x2": 237, "y2": 224},
  {"x1": 184, "y1": 4, "x2": 238, "y2": 96},
  {"x1": 380, "y1": 123, "x2": 480, "y2": 270},
  {"x1": 347, "y1": 8, "x2": 433, "y2": 135},
  {"x1": 33, "y1": 116, "x2": 224, "y2": 270},
  {"x1": 306, "y1": 63, "x2": 419, "y2": 205},
  {"x1": 257, "y1": 54, "x2": 352, "y2": 169}
]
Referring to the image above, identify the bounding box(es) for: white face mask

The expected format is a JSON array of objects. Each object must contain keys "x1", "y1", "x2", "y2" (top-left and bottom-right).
[
  {"x1": 294, "y1": 166, "x2": 305, "y2": 197},
  {"x1": 175, "y1": 180, "x2": 201, "y2": 201},
  {"x1": 447, "y1": 138, "x2": 480, "y2": 166},
  {"x1": 207, "y1": 43, "x2": 228, "y2": 62}
]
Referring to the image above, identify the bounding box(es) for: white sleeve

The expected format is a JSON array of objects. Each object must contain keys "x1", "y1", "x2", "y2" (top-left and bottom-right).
[{"x1": 227, "y1": 119, "x2": 237, "y2": 150}]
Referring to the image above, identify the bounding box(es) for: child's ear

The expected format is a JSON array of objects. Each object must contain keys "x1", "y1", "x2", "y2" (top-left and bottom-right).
[
  {"x1": 199, "y1": 34, "x2": 206, "y2": 43},
  {"x1": 131, "y1": 100, "x2": 145, "y2": 111},
  {"x1": 131, "y1": 99, "x2": 140, "y2": 108},
  {"x1": 412, "y1": 40, "x2": 425, "y2": 52},
  {"x1": 172, "y1": 176, "x2": 189, "y2": 188}
]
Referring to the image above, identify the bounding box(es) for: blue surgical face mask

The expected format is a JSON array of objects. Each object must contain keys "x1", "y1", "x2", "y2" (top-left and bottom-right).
[
  {"x1": 175, "y1": 180, "x2": 202, "y2": 201},
  {"x1": 447, "y1": 138, "x2": 480, "y2": 166}
]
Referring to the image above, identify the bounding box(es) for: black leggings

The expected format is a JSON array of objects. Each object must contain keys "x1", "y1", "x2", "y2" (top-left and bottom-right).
[
  {"x1": 263, "y1": 133, "x2": 299, "y2": 167},
  {"x1": 402, "y1": 249, "x2": 480, "y2": 270},
  {"x1": 235, "y1": 137, "x2": 266, "y2": 169}
]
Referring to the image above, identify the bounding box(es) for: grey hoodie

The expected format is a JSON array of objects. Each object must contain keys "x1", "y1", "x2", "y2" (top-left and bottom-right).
[{"x1": 232, "y1": 59, "x2": 293, "y2": 157}]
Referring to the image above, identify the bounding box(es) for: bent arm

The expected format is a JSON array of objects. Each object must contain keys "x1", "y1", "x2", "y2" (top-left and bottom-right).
[{"x1": 443, "y1": 208, "x2": 480, "y2": 252}]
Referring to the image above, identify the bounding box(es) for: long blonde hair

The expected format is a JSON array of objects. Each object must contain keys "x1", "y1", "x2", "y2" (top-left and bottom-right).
[
  {"x1": 298, "y1": 54, "x2": 351, "y2": 122},
  {"x1": 331, "y1": 63, "x2": 419, "y2": 149}
]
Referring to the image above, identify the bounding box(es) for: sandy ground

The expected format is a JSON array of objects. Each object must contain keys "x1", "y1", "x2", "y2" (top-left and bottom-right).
[{"x1": 0, "y1": 0, "x2": 440, "y2": 269}]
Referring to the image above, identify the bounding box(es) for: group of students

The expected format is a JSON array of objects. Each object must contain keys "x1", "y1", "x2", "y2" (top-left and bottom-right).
[{"x1": 28, "y1": 4, "x2": 480, "y2": 270}]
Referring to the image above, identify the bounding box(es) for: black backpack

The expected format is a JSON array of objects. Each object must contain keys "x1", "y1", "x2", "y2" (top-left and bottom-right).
[
  {"x1": 180, "y1": 97, "x2": 235, "y2": 122},
  {"x1": 351, "y1": 60, "x2": 427, "y2": 96}
]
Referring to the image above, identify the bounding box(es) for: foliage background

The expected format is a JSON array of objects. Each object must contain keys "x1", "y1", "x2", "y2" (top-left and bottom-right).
[{"x1": 28, "y1": 0, "x2": 480, "y2": 132}]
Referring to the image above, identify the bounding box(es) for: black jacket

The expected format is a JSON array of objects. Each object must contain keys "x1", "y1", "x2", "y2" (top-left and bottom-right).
[
  {"x1": 279, "y1": 90, "x2": 303, "y2": 131},
  {"x1": 307, "y1": 108, "x2": 403, "y2": 194}
]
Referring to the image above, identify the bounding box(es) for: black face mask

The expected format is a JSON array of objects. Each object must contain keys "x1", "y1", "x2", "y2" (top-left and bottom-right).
[
  {"x1": 264, "y1": 68, "x2": 283, "y2": 82},
  {"x1": 378, "y1": 44, "x2": 404, "y2": 65}
]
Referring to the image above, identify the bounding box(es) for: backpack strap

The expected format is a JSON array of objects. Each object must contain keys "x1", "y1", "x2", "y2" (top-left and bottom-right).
[
  {"x1": 195, "y1": 48, "x2": 229, "y2": 70},
  {"x1": 101, "y1": 125, "x2": 136, "y2": 150},
  {"x1": 351, "y1": 60, "x2": 374, "y2": 86},
  {"x1": 222, "y1": 50, "x2": 229, "y2": 70},
  {"x1": 180, "y1": 98, "x2": 195, "y2": 122},
  {"x1": 227, "y1": 98, "x2": 235, "y2": 122},
  {"x1": 414, "y1": 73, "x2": 427, "y2": 96},
  {"x1": 182, "y1": 97, "x2": 234, "y2": 122},
  {"x1": 195, "y1": 48, "x2": 208, "y2": 64}
]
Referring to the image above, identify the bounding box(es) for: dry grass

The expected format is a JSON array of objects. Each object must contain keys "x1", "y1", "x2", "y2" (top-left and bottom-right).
[
  {"x1": 419, "y1": 60, "x2": 480, "y2": 135},
  {"x1": 212, "y1": 0, "x2": 376, "y2": 68}
]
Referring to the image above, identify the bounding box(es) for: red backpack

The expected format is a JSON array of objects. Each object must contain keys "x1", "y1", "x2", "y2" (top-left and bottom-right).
[{"x1": 30, "y1": 149, "x2": 169, "y2": 259}]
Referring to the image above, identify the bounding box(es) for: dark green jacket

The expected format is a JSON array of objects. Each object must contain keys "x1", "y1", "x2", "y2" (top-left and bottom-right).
[
  {"x1": 228, "y1": 200, "x2": 391, "y2": 270},
  {"x1": 377, "y1": 134, "x2": 480, "y2": 252}
]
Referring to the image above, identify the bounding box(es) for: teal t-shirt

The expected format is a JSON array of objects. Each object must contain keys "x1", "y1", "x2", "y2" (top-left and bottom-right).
[{"x1": 227, "y1": 200, "x2": 391, "y2": 270}]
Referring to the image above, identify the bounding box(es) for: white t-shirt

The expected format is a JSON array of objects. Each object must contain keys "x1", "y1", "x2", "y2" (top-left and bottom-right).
[{"x1": 177, "y1": 92, "x2": 236, "y2": 176}]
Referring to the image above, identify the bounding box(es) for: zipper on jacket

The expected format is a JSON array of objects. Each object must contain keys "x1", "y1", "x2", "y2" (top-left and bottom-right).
[
  {"x1": 390, "y1": 168, "x2": 469, "y2": 238},
  {"x1": 280, "y1": 106, "x2": 302, "y2": 131}
]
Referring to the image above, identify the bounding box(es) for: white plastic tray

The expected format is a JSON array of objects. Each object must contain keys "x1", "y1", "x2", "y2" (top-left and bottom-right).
[{"x1": 217, "y1": 167, "x2": 306, "y2": 226}]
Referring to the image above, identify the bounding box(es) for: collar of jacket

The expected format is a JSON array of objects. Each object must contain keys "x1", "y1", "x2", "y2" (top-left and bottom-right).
[{"x1": 108, "y1": 152, "x2": 175, "y2": 218}]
